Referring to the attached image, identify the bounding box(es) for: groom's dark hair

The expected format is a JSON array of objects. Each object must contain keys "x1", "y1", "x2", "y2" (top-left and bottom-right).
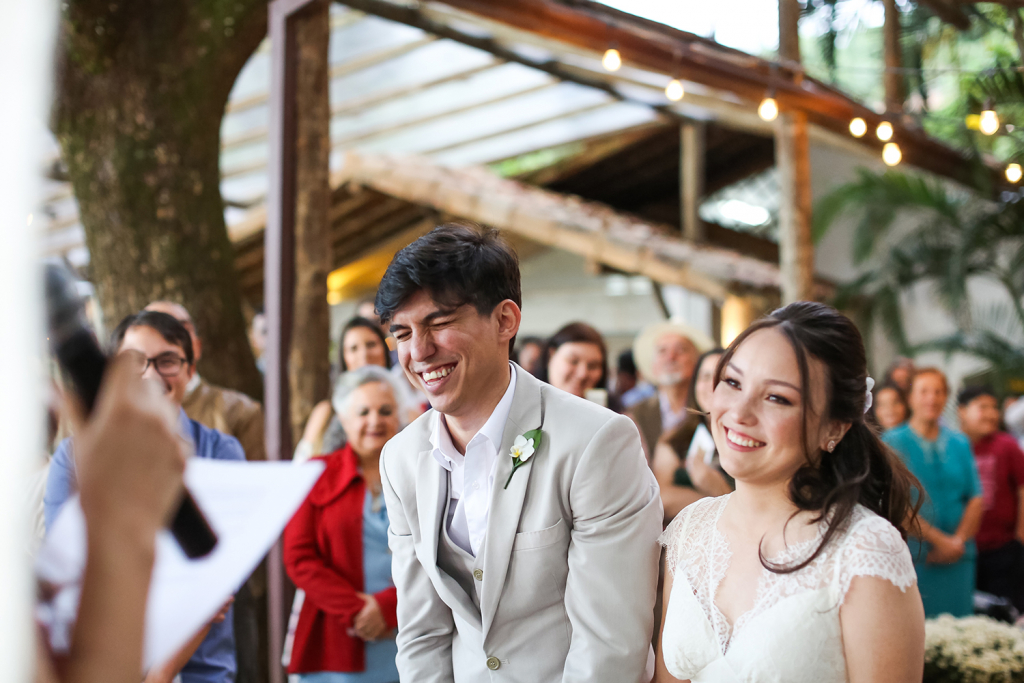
[{"x1": 375, "y1": 223, "x2": 521, "y2": 349}]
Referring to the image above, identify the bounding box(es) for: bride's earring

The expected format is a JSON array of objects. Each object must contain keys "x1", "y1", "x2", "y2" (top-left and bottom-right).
[{"x1": 827, "y1": 440, "x2": 836, "y2": 453}]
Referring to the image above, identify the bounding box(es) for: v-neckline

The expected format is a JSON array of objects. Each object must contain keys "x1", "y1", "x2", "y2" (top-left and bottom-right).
[{"x1": 705, "y1": 496, "x2": 826, "y2": 653}]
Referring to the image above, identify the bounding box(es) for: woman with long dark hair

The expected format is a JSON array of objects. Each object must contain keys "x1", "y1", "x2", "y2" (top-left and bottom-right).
[
  {"x1": 538, "y1": 322, "x2": 618, "y2": 409},
  {"x1": 655, "y1": 302, "x2": 924, "y2": 683}
]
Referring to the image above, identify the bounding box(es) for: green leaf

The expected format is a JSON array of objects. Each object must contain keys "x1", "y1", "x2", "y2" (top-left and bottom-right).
[{"x1": 522, "y1": 428, "x2": 543, "y2": 452}]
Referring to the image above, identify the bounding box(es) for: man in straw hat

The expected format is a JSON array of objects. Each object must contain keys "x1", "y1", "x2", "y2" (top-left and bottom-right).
[{"x1": 629, "y1": 319, "x2": 714, "y2": 461}]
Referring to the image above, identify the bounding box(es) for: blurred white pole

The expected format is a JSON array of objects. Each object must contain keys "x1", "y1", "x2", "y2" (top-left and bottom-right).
[{"x1": 0, "y1": 0, "x2": 57, "y2": 681}]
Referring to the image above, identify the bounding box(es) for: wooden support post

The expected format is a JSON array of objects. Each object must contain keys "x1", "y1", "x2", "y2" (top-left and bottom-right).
[
  {"x1": 883, "y1": 0, "x2": 904, "y2": 115},
  {"x1": 680, "y1": 121, "x2": 705, "y2": 242},
  {"x1": 265, "y1": 2, "x2": 330, "y2": 683},
  {"x1": 776, "y1": 0, "x2": 814, "y2": 303},
  {"x1": 776, "y1": 111, "x2": 814, "y2": 303},
  {"x1": 291, "y1": 0, "x2": 332, "y2": 448}
]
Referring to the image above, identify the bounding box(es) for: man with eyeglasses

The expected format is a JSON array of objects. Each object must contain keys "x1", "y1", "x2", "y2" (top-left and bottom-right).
[
  {"x1": 44, "y1": 310, "x2": 244, "y2": 683},
  {"x1": 144, "y1": 301, "x2": 267, "y2": 683}
]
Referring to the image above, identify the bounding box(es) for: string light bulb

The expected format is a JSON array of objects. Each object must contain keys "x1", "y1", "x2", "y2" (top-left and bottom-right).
[
  {"x1": 876, "y1": 121, "x2": 893, "y2": 141},
  {"x1": 1007, "y1": 163, "x2": 1023, "y2": 183},
  {"x1": 849, "y1": 117, "x2": 867, "y2": 138},
  {"x1": 665, "y1": 78, "x2": 684, "y2": 102},
  {"x1": 602, "y1": 47, "x2": 622, "y2": 72},
  {"x1": 882, "y1": 142, "x2": 902, "y2": 166},
  {"x1": 979, "y1": 108, "x2": 999, "y2": 136},
  {"x1": 758, "y1": 96, "x2": 778, "y2": 122}
]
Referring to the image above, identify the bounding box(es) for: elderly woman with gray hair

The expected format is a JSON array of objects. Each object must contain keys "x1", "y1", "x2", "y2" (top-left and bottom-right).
[{"x1": 283, "y1": 366, "x2": 405, "y2": 683}]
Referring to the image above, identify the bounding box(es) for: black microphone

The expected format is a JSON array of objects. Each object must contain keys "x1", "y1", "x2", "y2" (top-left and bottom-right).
[{"x1": 45, "y1": 263, "x2": 219, "y2": 559}]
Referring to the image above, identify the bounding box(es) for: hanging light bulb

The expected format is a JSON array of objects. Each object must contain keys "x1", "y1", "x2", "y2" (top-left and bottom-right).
[
  {"x1": 665, "y1": 78, "x2": 684, "y2": 102},
  {"x1": 849, "y1": 117, "x2": 867, "y2": 138},
  {"x1": 1007, "y1": 163, "x2": 1023, "y2": 183},
  {"x1": 602, "y1": 47, "x2": 622, "y2": 72},
  {"x1": 979, "y1": 108, "x2": 1000, "y2": 136},
  {"x1": 758, "y1": 95, "x2": 778, "y2": 122},
  {"x1": 882, "y1": 142, "x2": 902, "y2": 166},
  {"x1": 876, "y1": 121, "x2": 893, "y2": 141}
]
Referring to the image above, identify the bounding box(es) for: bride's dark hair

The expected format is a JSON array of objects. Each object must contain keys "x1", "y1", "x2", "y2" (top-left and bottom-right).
[{"x1": 714, "y1": 301, "x2": 922, "y2": 574}]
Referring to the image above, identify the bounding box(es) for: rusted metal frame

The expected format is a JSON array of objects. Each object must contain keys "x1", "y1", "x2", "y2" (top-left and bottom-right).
[
  {"x1": 330, "y1": 59, "x2": 503, "y2": 117},
  {"x1": 330, "y1": 80, "x2": 559, "y2": 148},
  {"x1": 418, "y1": 99, "x2": 618, "y2": 156},
  {"x1": 427, "y1": 0, "x2": 995, "y2": 188},
  {"x1": 328, "y1": 35, "x2": 437, "y2": 81}
]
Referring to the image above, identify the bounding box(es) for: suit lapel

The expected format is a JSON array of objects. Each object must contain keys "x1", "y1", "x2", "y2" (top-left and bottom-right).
[
  {"x1": 414, "y1": 431, "x2": 483, "y2": 630},
  {"x1": 480, "y1": 364, "x2": 543, "y2": 633}
]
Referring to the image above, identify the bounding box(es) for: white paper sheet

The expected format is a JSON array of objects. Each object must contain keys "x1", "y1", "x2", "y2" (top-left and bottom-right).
[
  {"x1": 35, "y1": 458, "x2": 324, "y2": 671},
  {"x1": 685, "y1": 422, "x2": 717, "y2": 464}
]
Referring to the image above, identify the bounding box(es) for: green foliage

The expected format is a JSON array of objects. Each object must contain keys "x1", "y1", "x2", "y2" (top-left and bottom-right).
[{"x1": 815, "y1": 167, "x2": 1024, "y2": 379}]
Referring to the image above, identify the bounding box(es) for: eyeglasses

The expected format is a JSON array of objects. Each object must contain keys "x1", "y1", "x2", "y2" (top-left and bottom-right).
[{"x1": 125, "y1": 351, "x2": 189, "y2": 377}]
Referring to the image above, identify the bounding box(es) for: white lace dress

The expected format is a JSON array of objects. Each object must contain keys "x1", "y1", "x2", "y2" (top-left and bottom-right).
[{"x1": 658, "y1": 495, "x2": 917, "y2": 683}]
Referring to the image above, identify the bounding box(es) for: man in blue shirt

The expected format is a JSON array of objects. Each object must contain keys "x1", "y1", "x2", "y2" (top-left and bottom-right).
[{"x1": 45, "y1": 310, "x2": 244, "y2": 683}]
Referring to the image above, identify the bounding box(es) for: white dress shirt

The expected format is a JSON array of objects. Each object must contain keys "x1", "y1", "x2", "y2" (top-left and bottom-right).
[{"x1": 430, "y1": 365, "x2": 517, "y2": 557}]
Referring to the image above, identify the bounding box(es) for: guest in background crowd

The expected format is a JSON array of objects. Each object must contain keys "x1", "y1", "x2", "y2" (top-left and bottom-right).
[
  {"x1": 957, "y1": 385, "x2": 1024, "y2": 613},
  {"x1": 1003, "y1": 396, "x2": 1024, "y2": 451},
  {"x1": 44, "y1": 311, "x2": 244, "y2": 683},
  {"x1": 884, "y1": 367, "x2": 984, "y2": 618},
  {"x1": 872, "y1": 381, "x2": 910, "y2": 432},
  {"x1": 284, "y1": 366, "x2": 403, "y2": 683},
  {"x1": 146, "y1": 302, "x2": 265, "y2": 461},
  {"x1": 513, "y1": 336, "x2": 545, "y2": 377},
  {"x1": 628, "y1": 320, "x2": 713, "y2": 460},
  {"x1": 538, "y1": 322, "x2": 615, "y2": 408},
  {"x1": 145, "y1": 301, "x2": 267, "y2": 683},
  {"x1": 297, "y1": 317, "x2": 393, "y2": 461},
  {"x1": 884, "y1": 356, "x2": 916, "y2": 394},
  {"x1": 651, "y1": 347, "x2": 732, "y2": 521},
  {"x1": 618, "y1": 348, "x2": 655, "y2": 409}
]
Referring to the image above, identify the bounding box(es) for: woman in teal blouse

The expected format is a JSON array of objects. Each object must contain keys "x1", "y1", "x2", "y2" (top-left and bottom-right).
[{"x1": 883, "y1": 367, "x2": 984, "y2": 617}]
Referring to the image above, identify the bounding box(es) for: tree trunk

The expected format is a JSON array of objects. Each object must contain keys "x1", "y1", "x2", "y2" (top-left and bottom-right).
[
  {"x1": 289, "y1": 0, "x2": 332, "y2": 443},
  {"x1": 53, "y1": 0, "x2": 268, "y2": 399}
]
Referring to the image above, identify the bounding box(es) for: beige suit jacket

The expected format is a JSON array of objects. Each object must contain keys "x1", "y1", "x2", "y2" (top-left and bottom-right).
[{"x1": 380, "y1": 363, "x2": 662, "y2": 683}]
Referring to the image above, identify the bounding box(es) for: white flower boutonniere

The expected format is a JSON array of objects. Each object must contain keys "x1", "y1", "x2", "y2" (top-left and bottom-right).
[{"x1": 504, "y1": 429, "x2": 542, "y2": 489}]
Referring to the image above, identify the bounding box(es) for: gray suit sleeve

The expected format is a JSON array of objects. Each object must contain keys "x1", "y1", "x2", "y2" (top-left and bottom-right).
[
  {"x1": 562, "y1": 414, "x2": 663, "y2": 683},
  {"x1": 380, "y1": 445, "x2": 456, "y2": 683}
]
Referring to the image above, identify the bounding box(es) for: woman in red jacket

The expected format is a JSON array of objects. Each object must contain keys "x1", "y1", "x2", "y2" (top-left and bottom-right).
[{"x1": 284, "y1": 366, "x2": 403, "y2": 683}]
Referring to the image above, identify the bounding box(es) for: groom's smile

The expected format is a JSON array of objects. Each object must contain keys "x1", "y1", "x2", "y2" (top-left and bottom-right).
[{"x1": 390, "y1": 290, "x2": 518, "y2": 428}]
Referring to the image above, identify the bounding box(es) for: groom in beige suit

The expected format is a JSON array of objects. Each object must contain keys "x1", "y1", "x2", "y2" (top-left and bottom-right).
[{"x1": 376, "y1": 224, "x2": 662, "y2": 683}]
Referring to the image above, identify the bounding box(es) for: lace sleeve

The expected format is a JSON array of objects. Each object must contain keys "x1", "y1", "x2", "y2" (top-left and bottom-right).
[
  {"x1": 658, "y1": 497, "x2": 719, "y2": 576},
  {"x1": 835, "y1": 509, "x2": 917, "y2": 605}
]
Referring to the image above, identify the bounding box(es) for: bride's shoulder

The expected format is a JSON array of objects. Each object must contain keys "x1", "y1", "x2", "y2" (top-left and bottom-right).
[
  {"x1": 838, "y1": 505, "x2": 908, "y2": 553},
  {"x1": 830, "y1": 505, "x2": 916, "y2": 602},
  {"x1": 658, "y1": 495, "x2": 727, "y2": 559}
]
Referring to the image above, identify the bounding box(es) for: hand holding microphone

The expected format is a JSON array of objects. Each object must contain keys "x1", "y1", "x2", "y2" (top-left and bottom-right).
[{"x1": 45, "y1": 263, "x2": 219, "y2": 558}]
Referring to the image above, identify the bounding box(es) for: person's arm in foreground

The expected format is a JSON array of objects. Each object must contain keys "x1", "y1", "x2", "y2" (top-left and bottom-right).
[
  {"x1": 380, "y1": 445, "x2": 456, "y2": 683},
  {"x1": 60, "y1": 357, "x2": 188, "y2": 683},
  {"x1": 564, "y1": 415, "x2": 663, "y2": 683}
]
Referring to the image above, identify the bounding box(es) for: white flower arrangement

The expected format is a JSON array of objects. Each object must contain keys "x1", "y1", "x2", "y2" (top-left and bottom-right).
[{"x1": 924, "y1": 615, "x2": 1024, "y2": 683}]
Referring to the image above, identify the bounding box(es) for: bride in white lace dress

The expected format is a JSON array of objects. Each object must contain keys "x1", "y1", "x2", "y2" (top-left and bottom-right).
[{"x1": 655, "y1": 302, "x2": 925, "y2": 683}]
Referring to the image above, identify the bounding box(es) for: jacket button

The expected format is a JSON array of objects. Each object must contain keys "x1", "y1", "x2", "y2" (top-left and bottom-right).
[
  {"x1": 486, "y1": 656, "x2": 500, "y2": 670},
  {"x1": 473, "y1": 569, "x2": 484, "y2": 581}
]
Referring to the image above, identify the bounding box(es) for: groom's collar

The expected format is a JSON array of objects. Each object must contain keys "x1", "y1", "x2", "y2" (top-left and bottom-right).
[{"x1": 430, "y1": 362, "x2": 517, "y2": 471}]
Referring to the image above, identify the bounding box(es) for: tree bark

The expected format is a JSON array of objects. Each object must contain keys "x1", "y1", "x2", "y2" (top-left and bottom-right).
[
  {"x1": 53, "y1": 0, "x2": 268, "y2": 399},
  {"x1": 289, "y1": 0, "x2": 332, "y2": 442}
]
